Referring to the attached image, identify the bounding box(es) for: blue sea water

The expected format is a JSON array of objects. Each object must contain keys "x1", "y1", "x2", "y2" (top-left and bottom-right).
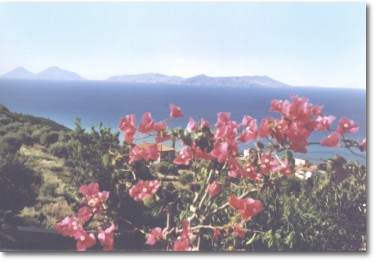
[{"x1": 0, "y1": 79, "x2": 366, "y2": 163}]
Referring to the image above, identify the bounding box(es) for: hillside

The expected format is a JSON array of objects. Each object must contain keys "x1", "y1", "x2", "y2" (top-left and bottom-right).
[
  {"x1": 0, "y1": 104, "x2": 69, "y2": 132},
  {"x1": 0, "y1": 104, "x2": 120, "y2": 235}
]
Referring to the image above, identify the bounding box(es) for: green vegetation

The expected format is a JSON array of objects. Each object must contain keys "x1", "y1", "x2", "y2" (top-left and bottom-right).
[{"x1": 246, "y1": 160, "x2": 366, "y2": 251}]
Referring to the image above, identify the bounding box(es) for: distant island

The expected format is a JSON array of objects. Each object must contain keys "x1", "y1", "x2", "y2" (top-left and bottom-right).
[
  {"x1": 0, "y1": 66, "x2": 291, "y2": 88},
  {"x1": 1, "y1": 66, "x2": 84, "y2": 81}
]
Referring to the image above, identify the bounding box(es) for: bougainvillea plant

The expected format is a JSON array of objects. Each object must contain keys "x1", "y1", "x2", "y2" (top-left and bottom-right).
[{"x1": 54, "y1": 96, "x2": 366, "y2": 251}]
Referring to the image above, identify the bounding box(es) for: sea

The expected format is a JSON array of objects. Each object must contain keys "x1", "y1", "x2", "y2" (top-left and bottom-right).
[{"x1": 0, "y1": 79, "x2": 367, "y2": 163}]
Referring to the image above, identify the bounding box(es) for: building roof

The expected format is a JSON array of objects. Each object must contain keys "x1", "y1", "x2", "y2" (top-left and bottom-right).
[{"x1": 138, "y1": 142, "x2": 175, "y2": 152}]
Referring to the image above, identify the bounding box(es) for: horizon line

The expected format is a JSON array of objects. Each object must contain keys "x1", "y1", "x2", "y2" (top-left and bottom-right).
[{"x1": 0, "y1": 65, "x2": 366, "y2": 90}]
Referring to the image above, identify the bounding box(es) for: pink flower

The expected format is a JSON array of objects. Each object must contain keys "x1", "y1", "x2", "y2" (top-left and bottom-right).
[
  {"x1": 259, "y1": 153, "x2": 278, "y2": 175},
  {"x1": 228, "y1": 195, "x2": 264, "y2": 220},
  {"x1": 214, "y1": 118, "x2": 239, "y2": 142},
  {"x1": 206, "y1": 181, "x2": 222, "y2": 198},
  {"x1": 286, "y1": 96, "x2": 315, "y2": 121},
  {"x1": 128, "y1": 145, "x2": 145, "y2": 163},
  {"x1": 200, "y1": 118, "x2": 210, "y2": 129},
  {"x1": 144, "y1": 144, "x2": 160, "y2": 161},
  {"x1": 232, "y1": 224, "x2": 247, "y2": 239},
  {"x1": 239, "y1": 128, "x2": 258, "y2": 143},
  {"x1": 258, "y1": 118, "x2": 273, "y2": 138},
  {"x1": 173, "y1": 220, "x2": 192, "y2": 251},
  {"x1": 54, "y1": 216, "x2": 83, "y2": 238},
  {"x1": 336, "y1": 117, "x2": 359, "y2": 134},
  {"x1": 227, "y1": 157, "x2": 242, "y2": 178},
  {"x1": 79, "y1": 182, "x2": 100, "y2": 198},
  {"x1": 274, "y1": 159, "x2": 292, "y2": 176},
  {"x1": 76, "y1": 231, "x2": 97, "y2": 251},
  {"x1": 192, "y1": 145, "x2": 213, "y2": 161},
  {"x1": 129, "y1": 180, "x2": 161, "y2": 202},
  {"x1": 79, "y1": 183, "x2": 109, "y2": 212},
  {"x1": 242, "y1": 164, "x2": 261, "y2": 180},
  {"x1": 239, "y1": 115, "x2": 258, "y2": 143},
  {"x1": 186, "y1": 117, "x2": 197, "y2": 132},
  {"x1": 139, "y1": 112, "x2": 156, "y2": 133},
  {"x1": 98, "y1": 224, "x2": 116, "y2": 251},
  {"x1": 216, "y1": 112, "x2": 232, "y2": 126},
  {"x1": 287, "y1": 122, "x2": 311, "y2": 153},
  {"x1": 119, "y1": 114, "x2": 137, "y2": 144},
  {"x1": 241, "y1": 115, "x2": 254, "y2": 127},
  {"x1": 210, "y1": 142, "x2": 229, "y2": 163},
  {"x1": 320, "y1": 132, "x2": 341, "y2": 147},
  {"x1": 270, "y1": 99, "x2": 290, "y2": 113},
  {"x1": 170, "y1": 104, "x2": 183, "y2": 118},
  {"x1": 77, "y1": 206, "x2": 92, "y2": 224},
  {"x1": 315, "y1": 115, "x2": 335, "y2": 131},
  {"x1": 129, "y1": 144, "x2": 160, "y2": 163},
  {"x1": 213, "y1": 228, "x2": 222, "y2": 239},
  {"x1": 153, "y1": 121, "x2": 167, "y2": 132},
  {"x1": 145, "y1": 227, "x2": 167, "y2": 246},
  {"x1": 174, "y1": 146, "x2": 193, "y2": 165},
  {"x1": 173, "y1": 237, "x2": 191, "y2": 251}
]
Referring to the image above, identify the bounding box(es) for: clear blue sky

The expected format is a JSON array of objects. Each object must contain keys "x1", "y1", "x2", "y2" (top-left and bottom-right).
[{"x1": 0, "y1": 2, "x2": 366, "y2": 88}]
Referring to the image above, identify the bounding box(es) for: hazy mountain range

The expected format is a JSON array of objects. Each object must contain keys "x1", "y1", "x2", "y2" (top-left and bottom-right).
[
  {"x1": 0, "y1": 66, "x2": 290, "y2": 88},
  {"x1": 1, "y1": 66, "x2": 84, "y2": 81}
]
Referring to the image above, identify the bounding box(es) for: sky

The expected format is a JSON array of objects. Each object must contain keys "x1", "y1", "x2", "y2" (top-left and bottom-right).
[{"x1": 0, "y1": 2, "x2": 366, "y2": 88}]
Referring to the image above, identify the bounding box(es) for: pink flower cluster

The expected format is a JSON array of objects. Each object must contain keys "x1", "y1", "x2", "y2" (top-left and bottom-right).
[
  {"x1": 79, "y1": 182, "x2": 109, "y2": 212},
  {"x1": 119, "y1": 104, "x2": 183, "y2": 145},
  {"x1": 145, "y1": 227, "x2": 168, "y2": 246},
  {"x1": 129, "y1": 180, "x2": 161, "y2": 202},
  {"x1": 129, "y1": 143, "x2": 160, "y2": 163},
  {"x1": 269, "y1": 96, "x2": 331, "y2": 152},
  {"x1": 173, "y1": 144, "x2": 213, "y2": 165},
  {"x1": 228, "y1": 195, "x2": 264, "y2": 220},
  {"x1": 54, "y1": 183, "x2": 115, "y2": 251},
  {"x1": 206, "y1": 181, "x2": 222, "y2": 198},
  {"x1": 173, "y1": 220, "x2": 192, "y2": 251},
  {"x1": 320, "y1": 117, "x2": 359, "y2": 147}
]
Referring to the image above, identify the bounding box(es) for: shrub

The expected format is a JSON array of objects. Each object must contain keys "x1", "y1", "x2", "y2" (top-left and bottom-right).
[
  {"x1": 0, "y1": 134, "x2": 23, "y2": 155},
  {"x1": 39, "y1": 131, "x2": 60, "y2": 146},
  {"x1": 156, "y1": 161, "x2": 178, "y2": 175},
  {"x1": 0, "y1": 155, "x2": 41, "y2": 211},
  {"x1": 49, "y1": 142, "x2": 71, "y2": 159},
  {"x1": 246, "y1": 161, "x2": 366, "y2": 251}
]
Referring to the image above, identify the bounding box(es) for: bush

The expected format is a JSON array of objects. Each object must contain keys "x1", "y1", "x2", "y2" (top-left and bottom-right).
[
  {"x1": 49, "y1": 142, "x2": 71, "y2": 159},
  {"x1": 0, "y1": 134, "x2": 23, "y2": 155},
  {"x1": 0, "y1": 155, "x2": 41, "y2": 211},
  {"x1": 247, "y1": 161, "x2": 366, "y2": 251},
  {"x1": 156, "y1": 161, "x2": 178, "y2": 175},
  {"x1": 39, "y1": 131, "x2": 60, "y2": 146},
  {"x1": 31, "y1": 127, "x2": 50, "y2": 143}
]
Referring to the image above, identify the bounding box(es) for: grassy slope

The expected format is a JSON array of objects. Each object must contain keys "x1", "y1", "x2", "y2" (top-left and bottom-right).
[
  {"x1": 1, "y1": 104, "x2": 77, "y2": 228},
  {"x1": 17, "y1": 145, "x2": 77, "y2": 228}
]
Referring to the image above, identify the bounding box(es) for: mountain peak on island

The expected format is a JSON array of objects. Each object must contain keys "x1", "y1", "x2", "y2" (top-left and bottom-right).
[
  {"x1": 0, "y1": 66, "x2": 84, "y2": 81},
  {"x1": 37, "y1": 66, "x2": 84, "y2": 80},
  {"x1": 1, "y1": 66, "x2": 35, "y2": 79}
]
